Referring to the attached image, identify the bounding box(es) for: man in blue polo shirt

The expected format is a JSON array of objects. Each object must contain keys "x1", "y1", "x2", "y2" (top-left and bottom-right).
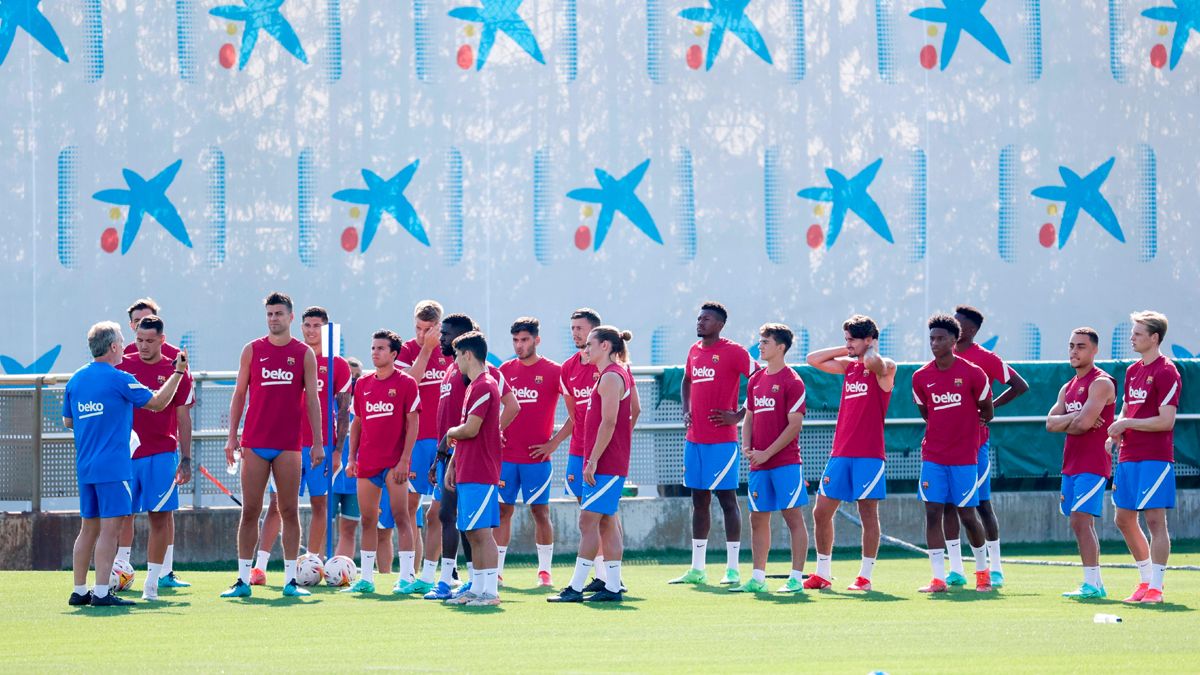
[{"x1": 64, "y1": 321, "x2": 189, "y2": 607}]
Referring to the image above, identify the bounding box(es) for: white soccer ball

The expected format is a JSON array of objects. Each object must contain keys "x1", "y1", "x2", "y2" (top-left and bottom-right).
[
  {"x1": 323, "y1": 555, "x2": 357, "y2": 587},
  {"x1": 296, "y1": 554, "x2": 325, "y2": 587},
  {"x1": 110, "y1": 559, "x2": 135, "y2": 591}
]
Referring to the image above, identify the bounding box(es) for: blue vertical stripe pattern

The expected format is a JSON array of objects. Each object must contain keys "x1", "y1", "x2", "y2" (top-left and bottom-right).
[
  {"x1": 443, "y1": 147, "x2": 464, "y2": 266},
  {"x1": 204, "y1": 146, "x2": 227, "y2": 269},
  {"x1": 298, "y1": 148, "x2": 317, "y2": 268},
  {"x1": 533, "y1": 148, "x2": 551, "y2": 266},
  {"x1": 674, "y1": 146, "x2": 696, "y2": 264},
  {"x1": 561, "y1": 0, "x2": 578, "y2": 82},
  {"x1": 763, "y1": 146, "x2": 783, "y2": 264},
  {"x1": 1111, "y1": 321, "x2": 1133, "y2": 360},
  {"x1": 878, "y1": 326, "x2": 896, "y2": 359},
  {"x1": 1022, "y1": 0, "x2": 1042, "y2": 83},
  {"x1": 175, "y1": 0, "x2": 197, "y2": 83},
  {"x1": 646, "y1": 0, "x2": 663, "y2": 83},
  {"x1": 324, "y1": 0, "x2": 342, "y2": 83},
  {"x1": 56, "y1": 146, "x2": 78, "y2": 270},
  {"x1": 414, "y1": 0, "x2": 432, "y2": 82},
  {"x1": 179, "y1": 331, "x2": 198, "y2": 369},
  {"x1": 789, "y1": 0, "x2": 806, "y2": 82},
  {"x1": 997, "y1": 144, "x2": 1016, "y2": 263},
  {"x1": 874, "y1": 0, "x2": 896, "y2": 84},
  {"x1": 1021, "y1": 322, "x2": 1042, "y2": 360},
  {"x1": 83, "y1": 0, "x2": 104, "y2": 83},
  {"x1": 1108, "y1": 0, "x2": 1127, "y2": 83},
  {"x1": 907, "y1": 148, "x2": 927, "y2": 263},
  {"x1": 1137, "y1": 144, "x2": 1157, "y2": 262},
  {"x1": 650, "y1": 325, "x2": 671, "y2": 365}
]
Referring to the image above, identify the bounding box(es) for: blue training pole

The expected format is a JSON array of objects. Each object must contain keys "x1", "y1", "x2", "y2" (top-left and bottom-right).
[{"x1": 325, "y1": 323, "x2": 335, "y2": 560}]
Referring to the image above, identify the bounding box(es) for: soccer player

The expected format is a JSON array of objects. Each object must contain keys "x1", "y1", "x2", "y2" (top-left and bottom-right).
[
  {"x1": 124, "y1": 298, "x2": 180, "y2": 360},
  {"x1": 115, "y1": 316, "x2": 194, "y2": 601},
  {"x1": 221, "y1": 292, "x2": 324, "y2": 598},
  {"x1": 330, "y1": 357, "x2": 363, "y2": 559},
  {"x1": 670, "y1": 302, "x2": 754, "y2": 586},
  {"x1": 421, "y1": 315, "x2": 517, "y2": 600},
  {"x1": 297, "y1": 306, "x2": 352, "y2": 558},
  {"x1": 945, "y1": 305, "x2": 1029, "y2": 588},
  {"x1": 548, "y1": 326, "x2": 635, "y2": 603},
  {"x1": 731, "y1": 324, "x2": 808, "y2": 594},
  {"x1": 1045, "y1": 327, "x2": 1115, "y2": 599},
  {"x1": 442, "y1": 331, "x2": 504, "y2": 606},
  {"x1": 65, "y1": 321, "x2": 188, "y2": 607},
  {"x1": 1108, "y1": 311, "x2": 1180, "y2": 604},
  {"x1": 805, "y1": 314, "x2": 895, "y2": 591},
  {"x1": 912, "y1": 313, "x2": 994, "y2": 593},
  {"x1": 497, "y1": 317, "x2": 562, "y2": 586},
  {"x1": 343, "y1": 330, "x2": 420, "y2": 594},
  {"x1": 395, "y1": 301, "x2": 455, "y2": 594}
]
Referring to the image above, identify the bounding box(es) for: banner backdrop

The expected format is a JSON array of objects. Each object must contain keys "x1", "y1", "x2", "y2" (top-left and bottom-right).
[{"x1": 1, "y1": 1, "x2": 1197, "y2": 372}]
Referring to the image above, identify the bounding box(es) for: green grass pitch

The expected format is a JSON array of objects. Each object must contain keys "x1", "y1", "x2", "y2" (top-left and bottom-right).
[{"x1": 4, "y1": 544, "x2": 1198, "y2": 673}]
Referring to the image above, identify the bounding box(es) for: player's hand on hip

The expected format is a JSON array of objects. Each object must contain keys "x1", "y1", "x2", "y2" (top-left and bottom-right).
[
  {"x1": 682, "y1": 411, "x2": 692, "y2": 429},
  {"x1": 709, "y1": 409, "x2": 738, "y2": 426},
  {"x1": 529, "y1": 442, "x2": 557, "y2": 460}
]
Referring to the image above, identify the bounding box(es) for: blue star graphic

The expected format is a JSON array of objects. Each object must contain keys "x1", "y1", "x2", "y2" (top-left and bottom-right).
[
  {"x1": 1172, "y1": 344, "x2": 1194, "y2": 359},
  {"x1": 1031, "y1": 157, "x2": 1124, "y2": 248},
  {"x1": 0, "y1": 345, "x2": 60, "y2": 375},
  {"x1": 679, "y1": 0, "x2": 773, "y2": 71},
  {"x1": 448, "y1": 0, "x2": 545, "y2": 70},
  {"x1": 332, "y1": 161, "x2": 430, "y2": 253},
  {"x1": 209, "y1": 0, "x2": 308, "y2": 70},
  {"x1": 1143, "y1": 1, "x2": 1200, "y2": 70},
  {"x1": 567, "y1": 159, "x2": 663, "y2": 251},
  {"x1": 93, "y1": 160, "x2": 193, "y2": 255},
  {"x1": 910, "y1": 0, "x2": 1010, "y2": 70},
  {"x1": 0, "y1": 0, "x2": 68, "y2": 66},
  {"x1": 797, "y1": 158, "x2": 894, "y2": 249}
]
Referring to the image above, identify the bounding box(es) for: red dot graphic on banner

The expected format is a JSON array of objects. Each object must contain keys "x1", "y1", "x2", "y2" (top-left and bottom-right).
[
  {"x1": 686, "y1": 45, "x2": 703, "y2": 70},
  {"x1": 457, "y1": 44, "x2": 474, "y2": 70},
  {"x1": 919, "y1": 45, "x2": 938, "y2": 70},
  {"x1": 574, "y1": 225, "x2": 592, "y2": 250},
  {"x1": 101, "y1": 227, "x2": 119, "y2": 253},
  {"x1": 1039, "y1": 223, "x2": 1056, "y2": 248},
  {"x1": 806, "y1": 224, "x2": 824, "y2": 249},
  {"x1": 219, "y1": 43, "x2": 236, "y2": 69},
  {"x1": 1150, "y1": 44, "x2": 1167, "y2": 69},
  {"x1": 341, "y1": 227, "x2": 359, "y2": 252}
]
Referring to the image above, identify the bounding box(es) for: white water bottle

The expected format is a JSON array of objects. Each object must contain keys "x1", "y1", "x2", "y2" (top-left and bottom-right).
[
  {"x1": 226, "y1": 448, "x2": 242, "y2": 475},
  {"x1": 1093, "y1": 613, "x2": 1122, "y2": 624}
]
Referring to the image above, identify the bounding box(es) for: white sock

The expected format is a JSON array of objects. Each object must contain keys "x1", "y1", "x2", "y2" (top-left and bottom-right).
[
  {"x1": 858, "y1": 556, "x2": 876, "y2": 581},
  {"x1": 1135, "y1": 558, "x2": 1152, "y2": 583},
  {"x1": 816, "y1": 553, "x2": 832, "y2": 579},
  {"x1": 496, "y1": 546, "x2": 508, "y2": 576},
  {"x1": 594, "y1": 555, "x2": 607, "y2": 581},
  {"x1": 238, "y1": 558, "x2": 252, "y2": 584},
  {"x1": 604, "y1": 560, "x2": 622, "y2": 593},
  {"x1": 930, "y1": 550, "x2": 946, "y2": 579},
  {"x1": 483, "y1": 568, "x2": 499, "y2": 596},
  {"x1": 986, "y1": 540, "x2": 1003, "y2": 573},
  {"x1": 439, "y1": 558, "x2": 456, "y2": 585},
  {"x1": 116, "y1": 547, "x2": 131, "y2": 565},
  {"x1": 283, "y1": 559, "x2": 297, "y2": 584},
  {"x1": 74, "y1": 584, "x2": 89, "y2": 595},
  {"x1": 536, "y1": 544, "x2": 554, "y2": 573},
  {"x1": 469, "y1": 567, "x2": 481, "y2": 594},
  {"x1": 162, "y1": 545, "x2": 175, "y2": 576},
  {"x1": 1151, "y1": 563, "x2": 1166, "y2": 591},
  {"x1": 361, "y1": 551, "x2": 376, "y2": 583},
  {"x1": 466, "y1": 562, "x2": 475, "y2": 579},
  {"x1": 94, "y1": 584, "x2": 110, "y2": 598},
  {"x1": 1084, "y1": 566, "x2": 1101, "y2": 588},
  {"x1": 726, "y1": 542, "x2": 740, "y2": 570},
  {"x1": 752, "y1": 569, "x2": 766, "y2": 583},
  {"x1": 790, "y1": 568, "x2": 804, "y2": 581},
  {"x1": 946, "y1": 540, "x2": 965, "y2": 575},
  {"x1": 398, "y1": 551, "x2": 416, "y2": 581},
  {"x1": 254, "y1": 550, "x2": 270, "y2": 571},
  {"x1": 420, "y1": 559, "x2": 438, "y2": 583},
  {"x1": 568, "y1": 557, "x2": 593, "y2": 592},
  {"x1": 691, "y1": 539, "x2": 707, "y2": 571},
  {"x1": 145, "y1": 563, "x2": 162, "y2": 591},
  {"x1": 970, "y1": 545, "x2": 987, "y2": 572}
]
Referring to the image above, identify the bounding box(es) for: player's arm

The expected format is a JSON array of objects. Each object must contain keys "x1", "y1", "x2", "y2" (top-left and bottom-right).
[
  {"x1": 346, "y1": 416, "x2": 361, "y2": 478},
  {"x1": 583, "y1": 372, "x2": 623, "y2": 486},
  {"x1": 740, "y1": 405, "x2": 754, "y2": 459},
  {"x1": 532, "y1": 391, "x2": 573, "y2": 460},
  {"x1": 630, "y1": 376, "x2": 642, "y2": 428},
  {"x1": 1044, "y1": 383, "x2": 1073, "y2": 433},
  {"x1": 391, "y1": 409, "x2": 420, "y2": 486},
  {"x1": 1110, "y1": 405, "x2": 1177, "y2": 436},
  {"x1": 1066, "y1": 377, "x2": 1115, "y2": 435},
  {"x1": 681, "y1": 366, "x2": 692, "y2": 428},
  {"x1": 750, "y1": 411, "x2": 804, "y2": 467},
  {"x1": 863, "y1": 343, "x2": 897, "y2": 392},
  {"x1": 302, "y1": 349, "x2": 324, "y2": 465},
  {"x1": 993, "y1": 366, "x2": 1029, "y2": 408},
  {"x1": 806, "y1": 346, "x2": 851, "y2": 375},
  {"x1": 175, "y1": 402, "x2": 193, "y2": 484},
  {"x1": 404, "y1": 328, "x2": 439, "y2": 379},
  {"x1": 143, "y1": 352, "x2": 188, "y2": 412},
  {"x1": 225, "y1": 343, "x2": 253, "y2": 463},
  {"x1": 975, "y1": 378, "x2": 995, "y2": 423},
  {"x1": 499, "y1": 389, "x2": 519, "y2": 432},
  {"x1": 913, "y1": 382, "x2": 929, "y2": 421},
  {"x1": 448, "y1": 413, "x2": 484, "y2": 441}
]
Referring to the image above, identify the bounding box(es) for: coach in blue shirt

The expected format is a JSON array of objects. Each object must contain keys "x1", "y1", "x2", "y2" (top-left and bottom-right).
[{"x1": 63, "y1": 321, "x2": 189, "y2": 608}]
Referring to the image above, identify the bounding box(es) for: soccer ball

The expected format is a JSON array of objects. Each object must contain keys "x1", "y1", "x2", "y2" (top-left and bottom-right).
[
  {"x1": 110, "y1": 559, "x2": 135, "y2": 591},
  {"x1": 296, "y1": 554, "x2": 325, "y2": 587},
  {"x1": 323, "y1": 555, "x2": 357, "y2": 587}
]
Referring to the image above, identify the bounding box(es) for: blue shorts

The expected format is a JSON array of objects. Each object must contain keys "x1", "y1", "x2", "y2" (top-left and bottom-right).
[
  {"x1": 364, "y1": 470, "x2": 397, "y2": 529},
  {"x1": 918, "y1": 461, "x2": 980, "y2": 507},
  {"x1": 408, "y1": 439, "x2": 438, "y2": 496},
  {"x1": 500, "y1": 461, "x2": 554, "y2": 506},
  {"x1": 332, "y1": 441, "x2": 356, "y2": 494},
  {"x1": 300, "y1": 446, "x2": 330, "y2": 497},
  {"x1": 432, "y1": 456, "x2": 449, "y2": 502},
  {"x1": 131, "y1": 452, "x2": 180, "y2": 513},
  {"x1": 332, "y1": 492, "x2": 360, "y2": 521},
  {"x1": 457, "y1": 483, "x2": 500, "y2": 531},
  {"x1": 975, "y1": 441, "x2": 992, "y2": 502},
  {"x1": 581, "y1": 474, "x2": 625, "y2": 516},
  {"x1": 565, "y1": 454, "x2": 585, "y2": 499},
  {"x1": 80, "y1": 480, "x2": 132, "y2": 519},
  {"x1": 251, "y1": 448, "x2": 285, "y2": 462},
  {"x1": 684, "y1": 441, "x2": 740, "y2": 491},
  {"x1": 1060, "y1": 473, "x2": 1107, "y2": 517},
  {"x1": 1113, "y1": 460, "x2": 1175, "y2": 511},
  {"x1": 819, "y1": 456, "x2": 887, "y2": 502},
  {"x1": 748, "y1": 464, "x2": 807, "y2": 513}
]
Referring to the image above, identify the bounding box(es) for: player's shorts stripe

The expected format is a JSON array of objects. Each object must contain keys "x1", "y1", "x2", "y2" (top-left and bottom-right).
[
  {"x1": 1071, "y1": 477, "x2": 1104, "y2": 512},
  {"x1": 818, "y1": 473, "x2": 827, "y2": 496},
  {"x1": 1136, "y1": 464, "x2": 1172, "y2": 510},
  {"x1": 123, "y1": 481, "x2": 132, "y2": 498},
  {"x1": 152, "y1": 481, "x2": 177, "y2": 512},
  {"x1": 466, "y1": 485, "x2": 497, "y2": 530},
  {"x1": 526, "y1": 473, "x2": 553, "y2": 504},
  {"x1": 857, "y1": 462, "x2": 886, "y2": 501},
  {"x1": 581, "y1": 475, "x2": 621, "y2": 510},
  {"x1": 956, "y1": 477, "x2": 980, "y2": 508},
  {"x1": 917, "y1": 479, "x2": 927, "y2": 502},
  {"x1": 786, "y1": 482, "x2": 803, "y2": 509},
  {"x1": 708, "y1": 449, "x2": 738, "y2": 491},
  {"x1": 974, "y1": 457, "x2": 991, "y2": 493},
  {"x1": 747, "y1": 490, "x2": 758, "y2": 511}
]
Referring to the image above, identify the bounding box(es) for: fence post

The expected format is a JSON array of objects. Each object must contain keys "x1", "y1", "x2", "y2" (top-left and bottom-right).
[
  {"x1": 192, "y1": 379, "x2": 202, "y2": 510},
  {"x1": 31, "y1": 376, "x2": 43, "y2": 513}
]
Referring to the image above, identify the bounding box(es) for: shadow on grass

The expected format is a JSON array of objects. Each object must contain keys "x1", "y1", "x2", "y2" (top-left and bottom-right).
[
  {"x1": 1121, "y1": 601, "x2": 1194, "y2": 613},
  {"x1": 750, "y1": 591, "x2": 813, "y2": 605}
]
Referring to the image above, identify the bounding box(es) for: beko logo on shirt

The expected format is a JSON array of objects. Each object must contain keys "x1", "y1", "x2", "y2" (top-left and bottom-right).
[
  {"x1": 846, "y1": 382, "x2": 869, "y2": 394},
  {"x1": 753, "y1": 395, "x2": 776, "y2": 410},
  {"x1": 1128, "y1": 387, "x2": 1148, "y2": 402},
  {"x1": 77, "y1": 401, "x2": 105, "y2": 418},
  {"x1": 573, "y1": 386, "x2": 594, "y2": 400},
  {"x1": 930, "y1": 392, "x2": 962, "y2": 405},
  {"x1": 426, "y1": 368, "x2": 447, "y2": 382},
  {"x1": 1065, "y1": 401, "x2": 1083, "y2": 413},
  {"x1": 261, "y1": 367, "x2": 294, "y2": 384},
  {"x1": 365, "y1": 401, "x2": 395, "y2": 413},
  {"x1": 692, "y1": 366, "x2": 716, "y2": 380},
  {"x1": 514, "y1": 387, "x2": 539, "y2": 401},
  {"x1": 440, "y1": 382, "x2": 452, "y2": 397}
]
